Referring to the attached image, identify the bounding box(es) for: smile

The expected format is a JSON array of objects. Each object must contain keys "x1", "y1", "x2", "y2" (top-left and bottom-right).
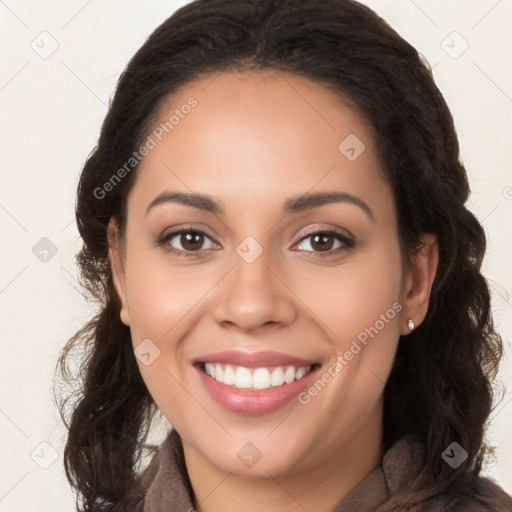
[
  {"x1": 194, "y1": 350, "x2": 321, "y2": 415},
  {"x1": 203, "y1": 363, "x2": 313, "y2": 390}
]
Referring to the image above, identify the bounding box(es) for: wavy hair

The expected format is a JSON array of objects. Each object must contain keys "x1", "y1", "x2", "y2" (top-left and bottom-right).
[{"x1": 54, "y1": 0, "x2": 505, "y2": 510}]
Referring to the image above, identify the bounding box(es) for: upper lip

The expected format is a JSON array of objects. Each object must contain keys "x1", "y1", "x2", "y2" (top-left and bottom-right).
[{"x1": 195, "y1": 350, "x2": 318, "y2": 368}]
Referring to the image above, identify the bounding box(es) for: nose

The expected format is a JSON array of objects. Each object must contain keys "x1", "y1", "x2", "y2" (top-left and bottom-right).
[{"x1": 211, "y1": 243, "x2": 297, "y2": 333}]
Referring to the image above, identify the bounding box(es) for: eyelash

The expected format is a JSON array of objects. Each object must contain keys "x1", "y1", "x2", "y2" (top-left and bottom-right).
[{"x1": 156, "y1": 226, "x2": 355, "y2": 259}]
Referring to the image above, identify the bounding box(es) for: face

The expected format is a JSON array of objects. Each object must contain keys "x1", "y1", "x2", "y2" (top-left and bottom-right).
[{"x1": 109, "y1": 70, "x2": 435, "y2": 479}]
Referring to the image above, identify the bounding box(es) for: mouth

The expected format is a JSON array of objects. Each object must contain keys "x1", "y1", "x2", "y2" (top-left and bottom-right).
[
  {"x1": 198, "y1": 362, "x2": 317, "y2": 391},
  {"x1": 193, "y1": 350, "x2": 321, "y2": 415}
]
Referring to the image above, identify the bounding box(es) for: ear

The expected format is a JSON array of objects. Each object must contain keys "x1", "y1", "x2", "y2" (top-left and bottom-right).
[
  {"x1": 107, "y1": 218, "x2": 130, "y2": 326},
  {"x1": 400, "y1": 233, "x2": 438, "y2": 335}
]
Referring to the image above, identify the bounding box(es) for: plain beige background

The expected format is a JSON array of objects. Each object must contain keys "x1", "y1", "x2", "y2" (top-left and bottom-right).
[{"x1": 0, "y1": 0, "x2": 511, "y2": 510}]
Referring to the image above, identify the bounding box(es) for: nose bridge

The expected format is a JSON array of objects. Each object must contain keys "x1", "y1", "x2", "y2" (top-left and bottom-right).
[
  {"x1": 211, "y1": 233, "x2": 296, "y2": 330},
  {"x1": 231, "y1": 234, "x2": 280, "y2": 308}
]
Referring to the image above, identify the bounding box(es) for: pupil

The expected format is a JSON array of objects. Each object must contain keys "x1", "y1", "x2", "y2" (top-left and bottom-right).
[
  {"x1": 312, "y1": 234, "x2": 333, "y2": 251},
  {"x1": 183, "y1": 231, "x2": 202, "y2": 250}
]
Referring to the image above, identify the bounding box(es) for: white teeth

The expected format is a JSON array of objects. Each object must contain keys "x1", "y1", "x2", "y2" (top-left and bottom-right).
[
  {"x1": 205, "y1": 363, "x2": 214, "y2": 377},
  {"x1": 270, "y1": 367, "x2": 285, "y2": 387},
  {"x1": 295, "y1": 366, "x2": 308, "y2": 380},
  {"x1": 235, "y1": 367, "x2": 252, "y2": 389},
  {"x1": 252, "y1": 368, "x2": 270, "y2": 390},
  {"x1": 203, "y1": 363, "x2": 312, "y2": 390},
  {"x1": 215, "y1": 364, "x2": 223, "y2": 382},
  {"x1": 223, "y1": 365, "x2": 235, "y2": 385},
  {"x1": 284, "y1": 366, "x2": 295, "y2": 384}
]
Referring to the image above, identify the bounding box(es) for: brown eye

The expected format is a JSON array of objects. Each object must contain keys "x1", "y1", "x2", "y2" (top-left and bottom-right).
[
  {"x1": 157, "y1": 228, "x2": 218, "y2": 257},
  {"x1": 295, "y1": 230, "x2": 354, "y2": 256},
  {"x1": 309, "y1": 233, "x2": 336, "y2": 252},
  {"x1": 179, "y1": 230, "x2": 206, "y2": 251}
]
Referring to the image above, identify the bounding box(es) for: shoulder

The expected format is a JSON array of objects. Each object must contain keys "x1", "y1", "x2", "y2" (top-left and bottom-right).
[
  {"x1": 110, "y1": 439, "x2": 169, "y2": 511},
  {"x1": 379, "y1": 437, "x2": 512, "y2": 512},
  {"x1": 109, "y1": 458, "x2": 159, "y2": 511},
  {"x1": 112, "y1": 428, "x2": 194, "y2": 511}
]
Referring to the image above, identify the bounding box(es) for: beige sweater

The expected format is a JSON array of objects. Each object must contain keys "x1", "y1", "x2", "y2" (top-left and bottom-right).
[{"x1": 120, "y1": 429, "x2": 512, "y2": 511}]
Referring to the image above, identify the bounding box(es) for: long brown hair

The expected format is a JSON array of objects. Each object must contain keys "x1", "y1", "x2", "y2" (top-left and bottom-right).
[{"x1": 54, "y1": 0, "x2": 504, "y2": 509}]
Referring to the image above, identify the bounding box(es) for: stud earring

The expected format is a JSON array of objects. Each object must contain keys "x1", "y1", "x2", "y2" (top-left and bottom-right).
[{"x1": 407, "y1": 318, "x2": 415, "y2": 331}]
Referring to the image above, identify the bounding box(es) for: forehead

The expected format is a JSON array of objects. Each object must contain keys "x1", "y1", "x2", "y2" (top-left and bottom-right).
[{"x1": 127, "y1": 70, "x2": 392, "y2": 220}]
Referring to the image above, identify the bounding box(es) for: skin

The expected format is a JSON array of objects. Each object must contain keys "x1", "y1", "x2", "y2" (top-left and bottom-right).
[{"x1": 108, "y1": 70, "x2": 438, "y2": 512}]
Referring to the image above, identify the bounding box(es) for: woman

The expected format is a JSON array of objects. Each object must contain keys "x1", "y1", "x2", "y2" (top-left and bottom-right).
[{"x1": 55, "y1": 0, "x2": 512, "y2": 510}]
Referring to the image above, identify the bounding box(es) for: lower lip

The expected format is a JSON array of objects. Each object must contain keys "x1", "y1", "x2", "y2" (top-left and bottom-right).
[{"x1": 196, "y1": 365, "x2": 319, "y2": 416}]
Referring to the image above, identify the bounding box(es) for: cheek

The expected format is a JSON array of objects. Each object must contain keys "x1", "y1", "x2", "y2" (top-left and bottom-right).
[
  {"x1": 122, "y1": 250, "x2": 221, "y2": 415},
  {"x1": 303, "y1": 248, "x2": 403, "y2": 348},
  {"x1": 309, "y1": 245, "x2": 403, "y2": 411},
  {"x1": 124, "y1": 250, "x2": 210, "y2": 343},
  {"x1": 122, "y1": 254, "x2": 203, "y2": 423}
]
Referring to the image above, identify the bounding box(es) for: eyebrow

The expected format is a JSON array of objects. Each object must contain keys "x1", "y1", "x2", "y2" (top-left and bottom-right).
[{"x1": 145, "y1": 190, "x2": 375, "y2": 221}]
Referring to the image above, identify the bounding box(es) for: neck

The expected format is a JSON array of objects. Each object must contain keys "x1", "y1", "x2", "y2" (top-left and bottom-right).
[{"x1": 183, "y1": 411, "x2": 384, "y2": 512}]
